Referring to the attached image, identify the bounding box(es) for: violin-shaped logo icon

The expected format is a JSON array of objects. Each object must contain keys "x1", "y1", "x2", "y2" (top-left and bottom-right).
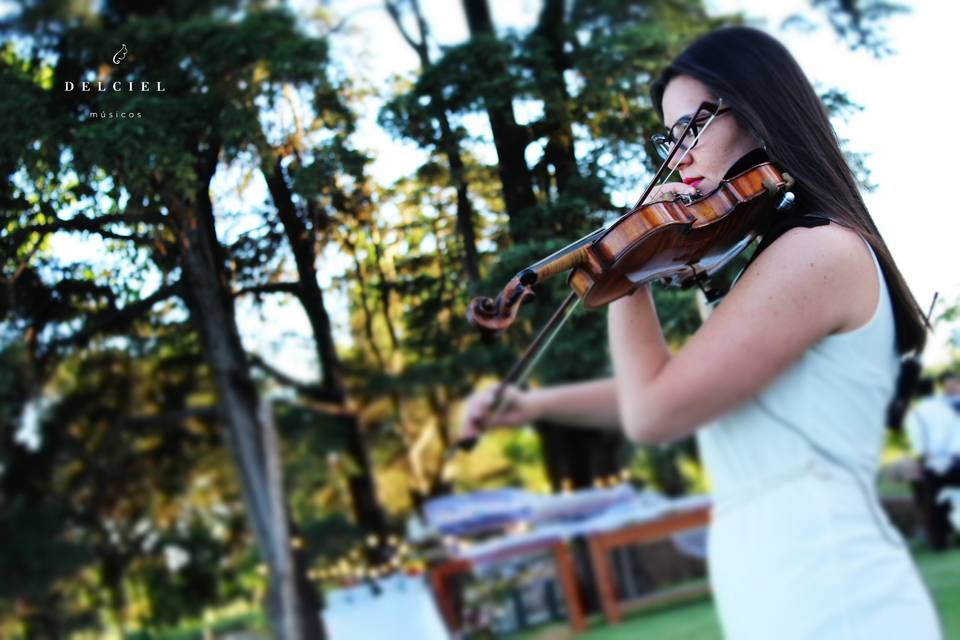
[{"x1": 112, "y1": 43, "x2": 127, "y2": 65}]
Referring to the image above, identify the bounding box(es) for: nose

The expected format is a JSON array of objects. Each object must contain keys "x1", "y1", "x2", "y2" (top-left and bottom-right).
[{"x1": 668, "y1": 146, "x2": 694, "y2": 172}]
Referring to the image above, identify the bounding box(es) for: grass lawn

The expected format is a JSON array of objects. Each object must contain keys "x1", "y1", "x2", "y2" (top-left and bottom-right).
[
  {"x1": 507, "y1": 547, "x2": 960, "y2": 640},
  {"x1": 918, "y1": 547, "x2": 960, "y2": 636}
]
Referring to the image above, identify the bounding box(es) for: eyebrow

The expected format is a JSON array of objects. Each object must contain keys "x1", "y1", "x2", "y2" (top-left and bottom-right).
[{"x1": 667, "y1": 109, "x2": 712, "y2": 129}]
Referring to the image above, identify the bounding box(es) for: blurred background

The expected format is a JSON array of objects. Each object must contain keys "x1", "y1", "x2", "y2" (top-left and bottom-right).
[{"x1": 2, "y1": 0, "x2": 959, "y2": 638}]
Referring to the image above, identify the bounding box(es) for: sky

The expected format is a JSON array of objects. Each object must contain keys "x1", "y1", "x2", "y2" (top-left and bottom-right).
[
  {"x1": 708, "y1": 0, "x2": 960, "y2": 360},
  {"x1": 311, "y1": 0, "x2": 960, "y2": 369},
  {"x1": 10, "y1": 0, "x2": 960, "y2": 389}
]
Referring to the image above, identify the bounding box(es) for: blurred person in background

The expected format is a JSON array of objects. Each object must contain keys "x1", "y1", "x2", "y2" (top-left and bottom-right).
[{"x1": 905, "y1": 372, "x2": 960, "y2": 550}]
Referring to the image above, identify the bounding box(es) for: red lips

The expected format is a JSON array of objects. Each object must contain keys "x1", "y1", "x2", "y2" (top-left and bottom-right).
[{"x1": 683, "y1": 177, "x2": 704, "y2": 188}]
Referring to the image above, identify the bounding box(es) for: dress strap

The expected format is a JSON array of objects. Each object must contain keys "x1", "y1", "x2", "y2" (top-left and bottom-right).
[
  {"x1": 708, "y1": 213, "x2": 831, "y2": 302},
  {"x1": 744, "y1": 212, "x2": 832, "y2": 273}
]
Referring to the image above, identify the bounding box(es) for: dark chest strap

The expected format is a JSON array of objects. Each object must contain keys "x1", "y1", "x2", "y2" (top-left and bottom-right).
[
  {"x1": 702, "y1": 212, "x2": 831, "y2": 303},
  {"x1": 743, "y1": 212, "x2": 832, "y2": 272}
]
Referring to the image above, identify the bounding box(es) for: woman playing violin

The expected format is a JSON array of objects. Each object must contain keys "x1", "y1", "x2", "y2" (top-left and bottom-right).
[{"x1": 461, "y1": 26, "x2": 940, "y2": 639}]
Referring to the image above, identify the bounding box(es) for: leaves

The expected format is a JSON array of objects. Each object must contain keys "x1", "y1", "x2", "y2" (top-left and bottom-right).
[{"x1": 0, "y1": 0, "x2": 914, "y2": 633}]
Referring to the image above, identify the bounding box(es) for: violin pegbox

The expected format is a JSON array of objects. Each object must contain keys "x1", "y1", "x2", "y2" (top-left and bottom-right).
[
  {"x1": 467, "y1": 273, "x2": 537, "y2": 335},
  {"x1": 762, "y1": 171, "x2": 795, "y2": 211}
]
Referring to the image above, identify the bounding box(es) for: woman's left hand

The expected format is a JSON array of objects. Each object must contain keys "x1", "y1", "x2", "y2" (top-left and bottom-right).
[{"x1": 651, "y1": 181, "x2": 699, "y2": 201}]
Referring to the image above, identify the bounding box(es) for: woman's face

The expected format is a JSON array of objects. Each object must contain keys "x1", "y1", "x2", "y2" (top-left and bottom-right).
[{"x1": 660, "y1": 75, "x2": 760, "y2": 193}]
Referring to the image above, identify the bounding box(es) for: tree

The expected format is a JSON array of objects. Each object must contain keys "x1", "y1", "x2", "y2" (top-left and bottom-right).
[
  {"x1": 0, "y1": 0, "x2": 914, "y2": 633},
  {"x1": 377, "y1": 0, "x2": 737, "y2": 491},
  {"x1": 372, "y1": 0, "x2": 897, "y2": 493},
  {"x1": 385, "y1": 0, "x2": 482, "y2": 285},
  {"x1": 0, "y1": 1, "x2": 388, "y2": 635},
  {"x1": 0, "y1": 329, "x2": 252, "y2": 635}
]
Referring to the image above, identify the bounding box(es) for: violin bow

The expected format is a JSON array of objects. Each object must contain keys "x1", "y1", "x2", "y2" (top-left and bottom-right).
[
  {"x1": 448, "y1": 101, "x2": 727, "y2": 458},
  {"x1": 447, "y1": 291, "x2": 581, "y2": 457}
]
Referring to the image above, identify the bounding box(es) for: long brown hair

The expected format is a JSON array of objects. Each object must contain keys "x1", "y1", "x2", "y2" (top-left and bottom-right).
[{"x1": 651, "y1": 26, "x2": 926, "y2": 356}]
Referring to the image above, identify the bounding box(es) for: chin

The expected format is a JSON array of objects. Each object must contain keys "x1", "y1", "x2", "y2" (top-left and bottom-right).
[{"x1": 697, "y1": 179, "x2": 717, "y2": 194}]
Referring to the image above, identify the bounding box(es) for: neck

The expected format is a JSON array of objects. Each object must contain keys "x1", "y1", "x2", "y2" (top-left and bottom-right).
[{"x1": 723, "y1": 147, "x2": 769, "y2": 179}]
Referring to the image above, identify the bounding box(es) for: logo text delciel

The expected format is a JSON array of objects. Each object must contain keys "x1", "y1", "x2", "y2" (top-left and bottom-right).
[{"x1": 64, "y1": 81, "x2": 166, "y2": 92}]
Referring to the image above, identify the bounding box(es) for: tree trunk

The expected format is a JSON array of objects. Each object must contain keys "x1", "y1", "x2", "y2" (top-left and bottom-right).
[
  {"x1": 440, "y1": 111, "x2": 482, "y2": 284},
  {"x1": 464, "y1": 0, "x2": 627, "y2": 486},
  {"x1": 530, "y1": 0, "x2": 628, "y2": 485},
  {"x1": 532, "y1": 0, "x2": 581, "y2": 195},
  {"x1": 388, "y1": 0, "x2": 481, "y2": 284},
  {"x1": 536, "y1": 422, "x2": 624, "y2": 490},
  {"x1": 159, "y1": 143, "x2": 324, "y2": 639},
  {"x1": 263, "y1": 157, "x2": 388, "y2": 539},
  {"x1": 461, "y1": 0, "x2": 538, "y2": 228}
]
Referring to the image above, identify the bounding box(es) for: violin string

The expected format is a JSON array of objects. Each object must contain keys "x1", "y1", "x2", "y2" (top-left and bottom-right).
[{"x1": 528, "y1": 227, "x2": 606, "y2": 272}]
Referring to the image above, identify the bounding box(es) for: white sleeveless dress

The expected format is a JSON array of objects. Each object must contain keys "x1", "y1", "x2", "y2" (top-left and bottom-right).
[{"x1": 696, "y1": 240, "x2": 942, "y2": 639}]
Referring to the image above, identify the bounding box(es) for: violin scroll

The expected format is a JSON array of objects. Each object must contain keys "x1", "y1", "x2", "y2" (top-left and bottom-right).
[{"x1": 467, "y1": 271, "x2": 537, "y2": 333}]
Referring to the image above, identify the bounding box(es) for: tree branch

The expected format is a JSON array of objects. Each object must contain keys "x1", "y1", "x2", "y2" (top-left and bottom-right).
[
  {"x1": 41, "y1": 282, "x2": 183, "y2": 358},
  {"x1": 121, "y1": 406, "x2": 219, "y2": 430},
  {"x1": 4, "y1": 211, "x2": 166, "y2": 245},
  {"x1": 525, "y1": 117, "x2": 555, "y2": 142},
  {"x1": 234, "y1": 282, "x2": 300, "y2": 298},
  {"x1": 248, "y1": 353, "x2": 343, "y2": 404},
  {"x1": 340, "y1": 231, "x2": 386, "y2": 368},
  {"x1": 385, "y1": 1, "x2": 423, "y2": 57}
]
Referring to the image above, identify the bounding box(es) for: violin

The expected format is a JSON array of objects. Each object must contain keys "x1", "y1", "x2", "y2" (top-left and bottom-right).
[
  {"x1": 450, "y1": 100, "x2": 796, "y2": 455},
  {"x1": 468, "y1": 160, "x2": 795, "y2": 334}
]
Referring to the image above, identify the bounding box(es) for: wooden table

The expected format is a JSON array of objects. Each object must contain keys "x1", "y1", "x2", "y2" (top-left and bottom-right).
[
  {"x1": 429, "y1": 504, "x2": 710, "y2": 634},
  {"x1": 428, "y1": 540, "x2": 587, "y2": 634},
  {"x1": 586, "y1": 505, "x2": 711, "y2": 625}
]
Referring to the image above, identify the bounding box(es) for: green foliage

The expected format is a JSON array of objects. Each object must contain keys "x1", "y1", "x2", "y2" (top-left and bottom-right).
[
  {"x1": 0, "y1": 338, "x2": 254, "y2": 633},
  {"x1": 0, "y1": 7, "x2": 342, "y2": 616},
  {"x1": 122, "y1": 609, "x2": 266, "y2": 640},
  {"x1": 418, "y1": 35, "x2": 524, "y2": 114},
  {"x1": 0, "y1": 0, "x2": 914, "y2": 633},
  {"x1": 0, "y1": 48, "x2": 54, "y2": 169},
  {"x1": 46, "y1": 8, "x2": 342, "y2": 194},
  {"x1": 0, "y1": 498, "x2": 88, "y2": 601},
  {"x1": 360, "y1": 0, "x2": 743, "y2": 498}
]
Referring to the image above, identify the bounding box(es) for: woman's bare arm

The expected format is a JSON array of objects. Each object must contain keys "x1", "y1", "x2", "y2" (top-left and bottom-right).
[
  {"x1": 610, "y1": 224, "x2": 878, "y2": 444},
  {"x1": 526, "y1": 378, "x2": 621, "y2": 430},
  {"x1": 461, "y1": 225, "x2": 877, "y2": 446}
]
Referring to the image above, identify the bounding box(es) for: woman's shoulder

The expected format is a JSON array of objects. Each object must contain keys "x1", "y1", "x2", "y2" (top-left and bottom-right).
[
  {"x1": 742, "y1": 219, "x2": 879, "y2": 334},
  {"x1": 761, "y1": 218, "x2": 876, "y2": 279},
  {"x1": 743, "y1": 218, "x2": 873, "y2": 278}
]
